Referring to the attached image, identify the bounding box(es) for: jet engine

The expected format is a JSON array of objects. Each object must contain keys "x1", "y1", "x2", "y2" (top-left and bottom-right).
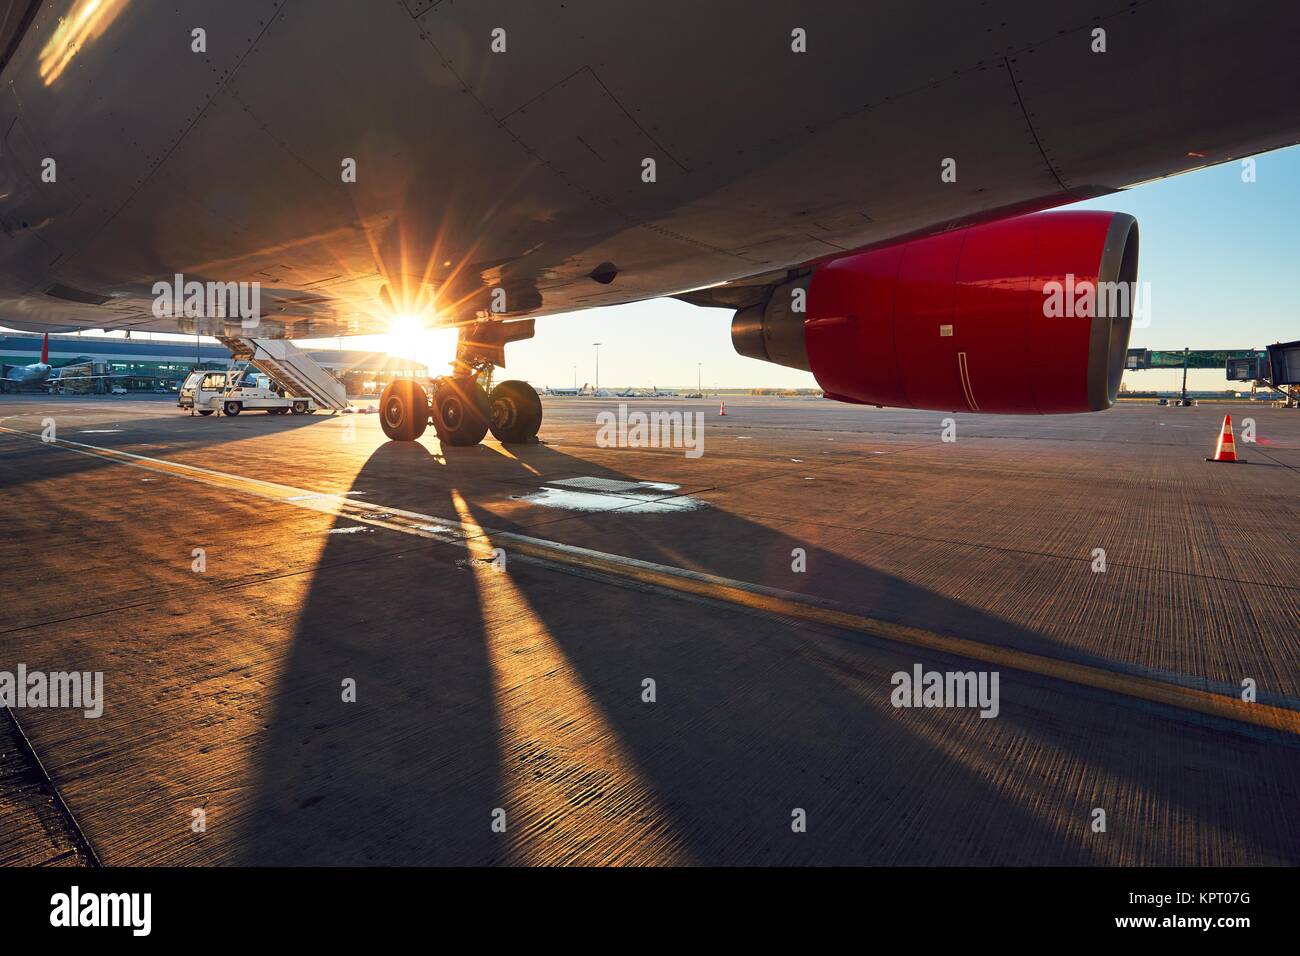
[{"x1": 732, "y1": 210, "x2": 1139, "y2": 413}]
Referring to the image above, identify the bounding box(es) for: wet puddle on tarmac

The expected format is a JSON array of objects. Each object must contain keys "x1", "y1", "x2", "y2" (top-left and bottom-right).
[{"x1": 511, "y1": 477, "x2": 706, "y2": 514}]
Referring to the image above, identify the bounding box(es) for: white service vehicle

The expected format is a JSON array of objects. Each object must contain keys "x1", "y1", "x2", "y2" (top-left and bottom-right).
[{"x1": 179, "y1": 368, "x2": 317, "y2": 417}]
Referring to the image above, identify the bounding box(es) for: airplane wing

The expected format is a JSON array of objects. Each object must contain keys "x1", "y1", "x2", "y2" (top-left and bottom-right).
[{"x1": 0, "y1": 2, "x2": 1294, "y2": 343}]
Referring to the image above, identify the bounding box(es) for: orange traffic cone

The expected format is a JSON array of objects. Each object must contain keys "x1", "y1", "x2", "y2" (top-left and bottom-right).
[
  {"x1": 1205, "y1": 414, "x2": 1245, "y2": 463},
  {"x1": 719, "y1": 400, "x2": 726, "y2": 416}
]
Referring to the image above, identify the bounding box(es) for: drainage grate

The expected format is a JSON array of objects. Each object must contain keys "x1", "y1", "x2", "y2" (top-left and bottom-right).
[{"x1": 547, "y1": 477, "x2": 648, "y2": 493}]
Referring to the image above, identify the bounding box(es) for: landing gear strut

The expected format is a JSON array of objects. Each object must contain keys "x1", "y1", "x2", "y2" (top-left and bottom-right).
[{"x1": 378, "y1": 318, "x2": 541, "y2": 445}]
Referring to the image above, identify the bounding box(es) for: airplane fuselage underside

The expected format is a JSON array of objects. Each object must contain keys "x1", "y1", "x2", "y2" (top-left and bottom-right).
[{"x1": 0, "y1": 0, "x2": 1296, "y2": 340}]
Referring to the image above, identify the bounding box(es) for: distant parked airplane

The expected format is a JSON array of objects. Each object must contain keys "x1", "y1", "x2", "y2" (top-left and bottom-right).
[
  {"x1": 0, "y1": 333, "x2": 52, "y2": 391},
  {"x1": 1, "y1": 333, "x2": 134, "y2": 392}
]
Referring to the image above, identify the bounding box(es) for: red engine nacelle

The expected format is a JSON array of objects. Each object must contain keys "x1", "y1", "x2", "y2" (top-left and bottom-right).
[{"x1": 732, "y1": 211, "x2": 1139, "y2": 414}]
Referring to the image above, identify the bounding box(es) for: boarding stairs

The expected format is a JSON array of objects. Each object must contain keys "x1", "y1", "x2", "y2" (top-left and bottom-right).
[{"x1": 216, "y1": 336, "x2": 349, "y2": 411}]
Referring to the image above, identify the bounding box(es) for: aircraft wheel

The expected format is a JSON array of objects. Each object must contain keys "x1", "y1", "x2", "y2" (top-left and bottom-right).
[
  {"x1": 291, "y1": 400, "x2": 309, "y2": 415},
  {"x1": 489, "y1": 380, "x2": 542, "y2": 444},
  {"x1": 432, "y1": 376, "x2": 490, "y2": 446},
  {"x1": 379, "y1": 379, "x2": 428, "y2": 441},
  {"x1": 197, "y1": 409, "x2": 214, "y2": 416},
  {"x1": 224, "y1": 401, "x2": 242, "y2": 416}
]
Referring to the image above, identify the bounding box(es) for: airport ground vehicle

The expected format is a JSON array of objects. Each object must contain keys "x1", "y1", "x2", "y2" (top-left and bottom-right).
[
  {"x1": 179, "y1": 369, "x2": 317, "y2": 417},
  {"x1": 109, "y1": 385, "x2": 127, "y2": 396}
]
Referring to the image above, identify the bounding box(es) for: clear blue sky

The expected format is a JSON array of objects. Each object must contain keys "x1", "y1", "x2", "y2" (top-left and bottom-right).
[{"x1": 505, "y1": 144, "x2": 1300, "y2": 390}]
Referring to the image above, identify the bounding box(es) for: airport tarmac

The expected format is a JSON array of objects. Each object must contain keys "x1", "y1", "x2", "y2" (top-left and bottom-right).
[{"x1": 0, "y1": 393, "x2": 1297, "y2": 866}]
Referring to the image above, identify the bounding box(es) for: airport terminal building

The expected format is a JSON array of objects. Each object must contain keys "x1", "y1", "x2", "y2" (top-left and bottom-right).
[{"x1": 0, "y1": 332, "x2": 425, "y2": 395}]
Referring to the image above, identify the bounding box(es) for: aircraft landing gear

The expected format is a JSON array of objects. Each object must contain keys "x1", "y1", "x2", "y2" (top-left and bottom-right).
[
  {"x1": 430, "y1": 376, "x2": 491, "y2": 446},
  {"x1": 488, "y1": 379, "x2": 542, "y2": 444},
  {"x1": 378, "y1": 317, "x2": 542, "y2": 446},
  {"x1": 379, "y1": 379, "x2": 429, "y2": 441}
]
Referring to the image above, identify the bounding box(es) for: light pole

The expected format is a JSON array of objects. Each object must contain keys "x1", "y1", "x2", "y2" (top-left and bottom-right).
[
  {"x1": 697, "y1": 362, "x2": 702, "y2": 395},
  {"x1": 573, "y1": 365, "x2": 577, "y2": 389},
  {"x1": 593, "y1": 342, "x2": 602, "y2": 393},
  {"x1": 1180, "y1": 346, "x2": 1190, "y2": 406}
]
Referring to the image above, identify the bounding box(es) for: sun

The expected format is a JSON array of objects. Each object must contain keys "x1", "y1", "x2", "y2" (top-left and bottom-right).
[
  {"x1": 386, "y1": 313, "x2": 425, "y2": 358},
  {"x1": 384, "y1": 315, "x2": 457, "y2": 377}
]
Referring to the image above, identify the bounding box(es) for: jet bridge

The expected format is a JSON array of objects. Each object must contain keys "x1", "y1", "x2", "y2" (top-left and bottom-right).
[
  {"x1": 1125, "y1": 344, "x2": 1300, "y2": 406},
  {"x1": 216, "y1": 336, "x2": 349, "y2": 411}
]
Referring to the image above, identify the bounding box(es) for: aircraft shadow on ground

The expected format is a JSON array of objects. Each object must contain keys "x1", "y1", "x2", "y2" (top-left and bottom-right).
[{"x1": 238, "y1": 436, "x2": 1299, "y2": 866}]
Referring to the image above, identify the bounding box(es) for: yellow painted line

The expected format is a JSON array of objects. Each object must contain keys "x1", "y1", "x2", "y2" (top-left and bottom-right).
[
  {"x1": 489, "y1": 539, "x2": 1300, "y2": 735},
  {"x1": 5, "y1": 424, "x2": 1297, "y2": 736}
]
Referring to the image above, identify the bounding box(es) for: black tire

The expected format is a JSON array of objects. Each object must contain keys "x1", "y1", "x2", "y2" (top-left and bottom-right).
[
  {"x1": 432, "y1": 377, "x2": 490, "y2": 446},
  {"x1": 379, "y1": 379, "x2": 429, "y2": 441},
  {"x1": 197, "y1": 409, "x2": 214, "y2": 416},
  {"x1": 290, "y1": 400, "x2": 309, "y2": 415},
  {"x1": 488, "y1": 379, "x2": 543, "y2": 444},
  {"x1": 224, "y1": 401, "x2": 241, "y2": 416}
]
